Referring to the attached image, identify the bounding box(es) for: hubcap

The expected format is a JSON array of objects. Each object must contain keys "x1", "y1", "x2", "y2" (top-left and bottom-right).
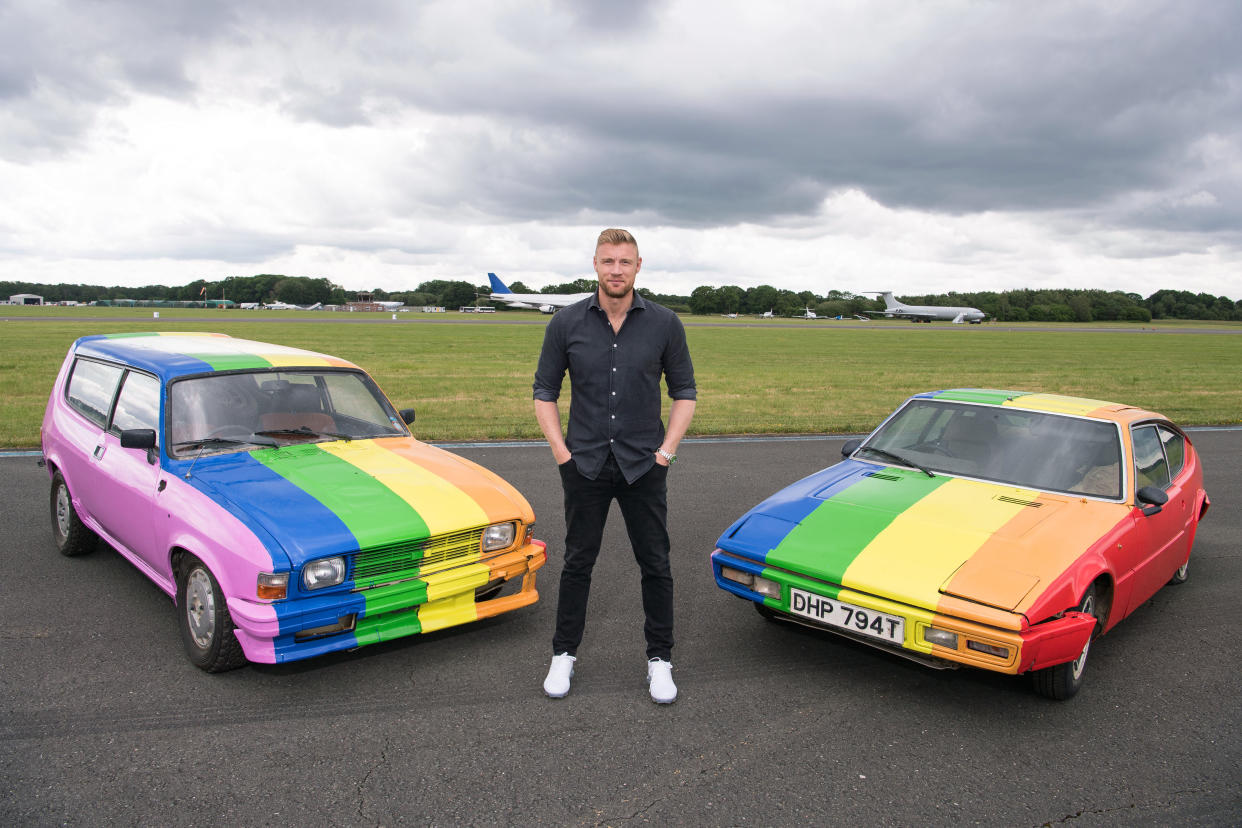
[
  {"x1": 55, "y1": 485, "x2": 71, "y2": 539},
  {"x1": 185, "y1": 568, "x2": 216, "y2": 649},
  {"x1": 1070, "y1": 593, "x2": 1096, "y2": 680}
]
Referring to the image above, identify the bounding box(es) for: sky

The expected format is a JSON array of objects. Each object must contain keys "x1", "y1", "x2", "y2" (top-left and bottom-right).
[{"x1": 2, "y1": 0, "x2": 1239, "y2": 300}]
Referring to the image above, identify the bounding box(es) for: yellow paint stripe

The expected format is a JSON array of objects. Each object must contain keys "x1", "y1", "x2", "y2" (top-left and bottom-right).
[
  {"x1": 320, "y1": 440, "x2": 489, "y2": 535},
  {"x1": 842, "y1": 478, "x2": 1030, "y2": 610},
  {"x1": 418, "y1": 590, "x2": 481, "y2": 632},
  {"x1": 1006, "y1": 393, "x2": 1114, "y2": 416},
  {"x1": 422, "y1": 562, "x2": 491, "y2": 601},
  {"x1": 835, "y1": 586, "x2": 938, "y2": 654}
]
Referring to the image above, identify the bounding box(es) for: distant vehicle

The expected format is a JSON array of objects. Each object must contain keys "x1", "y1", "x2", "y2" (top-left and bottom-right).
[
  {"x1": 486, "y1": 273, "x2": 592, "y2": 313},
  {"x1": 759, "y1": 309, "x2": 775, "y2": 319},
  {"x1": 792, "y1": 307, "x2": 818, "y2": 319},
  {"x1": 711, "y1": 389, "x2": 1208, "y2": 699},
  {"x1": 721, "y1": 313, "x2": 738, "y2": 319},
  {"x1": 265, "y1": 302, "x2": 323, "y2": 311},
  {"x1": 864, "y1": 292, "x2": 985, "y2": 324},
  {"x1": 459, "y1": 306, "x2": 497, "y2": 313},
  {"x1": 42, "y1": 333, "x2": 546, "y2": 671}
]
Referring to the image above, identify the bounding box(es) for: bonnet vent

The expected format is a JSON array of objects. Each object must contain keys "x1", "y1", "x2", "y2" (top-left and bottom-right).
[
  {"x1": 996, "y1": 495, "x2": 1042, "y2": 508},
  {"x1": 864, "y1": 472, "x2": 903, "y2": 482}
]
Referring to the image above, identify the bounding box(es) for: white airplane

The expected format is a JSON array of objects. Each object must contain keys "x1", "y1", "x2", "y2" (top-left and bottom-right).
[
  {"x1": 864, "y1": 291, "x2": 985, "y2": 324},
  {"x1": 486, "y1": 273, "x2": 592, "y2": 313},
  {"x1": 759, "y1": 309, "x2": 774, "y2": 318},
  {"x1": 793, "y1": 306, "x2": 818, "y2": 319}
]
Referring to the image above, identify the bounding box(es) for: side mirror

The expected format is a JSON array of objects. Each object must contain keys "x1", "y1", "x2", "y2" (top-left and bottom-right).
[
  {"x1": 841, "y1": 438, "x2": 861, "y2": 459},
  {"x1": 120, "y1": 428, "x2": 157, "y2": 450},
  {"x1": 120, "y1": 428, "x2": 159, "y2": 465},
  {"x1": 399, "y1": 408, "x2": 416, "y2": 425},
  {"x1": 1136, "y1": 485, "x2": 1168, "y2": 517}
]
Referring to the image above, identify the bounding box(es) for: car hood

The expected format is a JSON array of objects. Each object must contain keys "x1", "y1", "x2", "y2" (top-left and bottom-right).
[
  {"x1": 717, "y1": 460, "x2": 1130, "y2": 614},
  {"x1": 180, "y1": 437, "x2": 533, "y2": 568}
]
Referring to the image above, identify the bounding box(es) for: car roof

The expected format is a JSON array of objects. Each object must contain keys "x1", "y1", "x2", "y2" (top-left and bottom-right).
[
  {"x1": 913, "y1": 388, "x2": 1167, "y2": 426},
  {"x1": 71, "y1": 333, "x2": 360, "y2": 382}
]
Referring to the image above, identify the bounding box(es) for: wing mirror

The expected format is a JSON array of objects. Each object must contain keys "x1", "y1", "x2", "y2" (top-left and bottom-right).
[
  {"x1": 1136, "y1": 485, "x2": 1168, "y2": 517},
  {"x1": 399, "y1": 408, "x2": 416, "y2": 425},
  {"x1": 841, "y1": 438, "x2": 861, "y2": 459},
  {"x1": 120, "y1": 428, "x2": 159, "y2": 465}
]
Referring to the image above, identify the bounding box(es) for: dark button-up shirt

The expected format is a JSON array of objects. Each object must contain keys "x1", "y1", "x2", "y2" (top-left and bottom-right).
[{"x1": 533, "y1": 291, "x2": 696, "y2": 483}]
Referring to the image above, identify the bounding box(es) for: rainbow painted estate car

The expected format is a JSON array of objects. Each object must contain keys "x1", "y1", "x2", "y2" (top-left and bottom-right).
[
  {"x1": 711, "y1": 389, "x2": 1209, "y2": 699},
  {"x1": 42, "y1": 333, "x2": 546, "y2": 671}
]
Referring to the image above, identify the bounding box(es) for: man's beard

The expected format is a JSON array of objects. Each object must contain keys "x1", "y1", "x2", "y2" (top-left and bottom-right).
[{"x1": 600, "y1": 282, "x2": 633, "y2": 299}]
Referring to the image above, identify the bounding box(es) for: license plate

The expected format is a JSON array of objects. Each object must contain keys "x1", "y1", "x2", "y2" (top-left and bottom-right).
[{"x1": 788, "y1": 587, "x2": 905, "y2": 645}]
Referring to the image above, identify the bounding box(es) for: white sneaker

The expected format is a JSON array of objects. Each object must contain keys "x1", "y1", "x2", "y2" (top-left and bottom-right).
[
  {"x1": 647, "y1": 657, "x2": 677, "y2": 704},
  {"x1": 543, "y1": 652, "x2": 576, "y2": 698}
]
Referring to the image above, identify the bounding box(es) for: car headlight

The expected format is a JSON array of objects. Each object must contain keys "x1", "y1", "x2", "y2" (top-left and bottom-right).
[
  {"x1": 481, "y1": 522, "x2": 517, "y2": 552},
  {"x1": 302, "y1": 556, "x2": 346, "y2": 590}
]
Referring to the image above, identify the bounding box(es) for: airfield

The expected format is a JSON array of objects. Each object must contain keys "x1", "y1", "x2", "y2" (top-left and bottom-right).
[
  {"x1": 1, "y1": 309, "x2": 1240, "y2": 825},
  {"x1": 2, "y1": 432, "x2": 1240, "y2": 825}
]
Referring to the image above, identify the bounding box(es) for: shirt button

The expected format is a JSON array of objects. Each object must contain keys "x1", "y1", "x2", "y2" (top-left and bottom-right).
[
  {"x1": 613, "y1": 344, "x2": 617, "y2": 348},
  {"x1": 612, "y1": 368, "x2": 617, "y2": 372},
  {"x1": 611, "y1": 414, "x2": 615, "y2": 419}
]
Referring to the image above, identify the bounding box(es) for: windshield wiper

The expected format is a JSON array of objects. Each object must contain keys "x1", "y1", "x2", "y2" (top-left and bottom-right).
[
  {"x1": 856, "y1": 445, "x2": 935, "y2": 478},
  {"x1": 174, "y1": 435, "x2": 279, "y2": 450},
  {"x1": 253, "y1": 426, "x2": 353, "y2": 442}
]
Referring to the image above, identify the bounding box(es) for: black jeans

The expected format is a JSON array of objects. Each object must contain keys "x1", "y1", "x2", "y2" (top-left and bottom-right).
[{"x1": 554, "y1": 454, "x2": 673, "y2": 660}]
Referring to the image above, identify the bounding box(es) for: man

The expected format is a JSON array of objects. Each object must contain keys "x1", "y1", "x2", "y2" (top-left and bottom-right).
[{"x1": 532, "y1": 228, "x2": 697, "y2": 704}]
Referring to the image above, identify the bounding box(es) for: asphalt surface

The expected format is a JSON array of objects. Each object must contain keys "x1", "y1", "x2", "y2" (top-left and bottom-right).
[{"x1": 1, "y1": 434, "x2": 1239, "y2": 827}]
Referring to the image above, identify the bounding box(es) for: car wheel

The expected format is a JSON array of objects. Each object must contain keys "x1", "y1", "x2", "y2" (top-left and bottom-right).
[
  {"x1": 50, "y1": 471, "x2": 97, "y2": 557},
  {"x1": 753, "y1": 600, "x2": 778, "y2": 622},
  {"x1": 1032, "y1": 585, "x2": 1098, "y2": 701},
  {"x1": 1168, "y1": 556, "x2": 1189, "y2": 585},
  {"x1": 177, "y1": 558, "x2": 248, "y2": 673}
]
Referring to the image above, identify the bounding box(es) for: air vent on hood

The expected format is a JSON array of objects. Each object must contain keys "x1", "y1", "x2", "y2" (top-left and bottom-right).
[
  {"x1": 995, "y1": 495, "x2": 1042, "y2": 508},
  {"x1": 864, "y1": 472, "x2": 902, "y2": 482}
]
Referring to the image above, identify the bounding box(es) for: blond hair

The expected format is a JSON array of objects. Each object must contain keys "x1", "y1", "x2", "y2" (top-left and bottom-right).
[{"x1": 596, "y1": 228, "x2": 639, "y2": 255}]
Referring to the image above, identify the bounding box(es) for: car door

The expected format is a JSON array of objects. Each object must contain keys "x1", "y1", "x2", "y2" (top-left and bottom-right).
[
  {"x1": 59, "y1": 358, "x2": 126, "y2": 531},
  {"x1": 1124, "y1": 423, "x2": 1190, "y2": 613},
  {"x1": 94, "y1": 370, "x2": 168, "y2": 583}
]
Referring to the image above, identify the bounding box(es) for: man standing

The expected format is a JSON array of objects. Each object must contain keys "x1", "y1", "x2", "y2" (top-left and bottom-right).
[{"x1": 533, "y1": 228, "x2": 697, "y2": 704}]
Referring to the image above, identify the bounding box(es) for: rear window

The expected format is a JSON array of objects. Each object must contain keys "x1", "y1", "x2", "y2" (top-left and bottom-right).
[{"x1": 66, "y1": 359, "x2": 124, "y2": 428}]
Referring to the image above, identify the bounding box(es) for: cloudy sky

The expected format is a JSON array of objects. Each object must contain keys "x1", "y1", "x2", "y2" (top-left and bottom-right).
[{"x1": 2, "y1": 0, "x2": 1239, "y2": 299}]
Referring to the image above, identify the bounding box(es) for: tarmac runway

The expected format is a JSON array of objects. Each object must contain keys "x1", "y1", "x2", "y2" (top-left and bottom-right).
[{"x1": 1, "y1": 434, "x2": 1239, "y2": 826}]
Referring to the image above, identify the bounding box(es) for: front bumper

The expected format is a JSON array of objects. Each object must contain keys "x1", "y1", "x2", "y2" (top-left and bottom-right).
[
  {"x1": 230, "y1": 540, "x2": 547, "y2": 663},
  {"x1": 711, "y1": 549, "x2": 1093, "y2": 676}
]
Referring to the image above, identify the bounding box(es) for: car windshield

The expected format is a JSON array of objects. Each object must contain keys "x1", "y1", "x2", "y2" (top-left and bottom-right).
[
  {"x1": 859, "y1": 399, "x2": 1123, "y2": 498},
  {"x1": 168, "y1": 369, "x2": 407, "y2": 456}
]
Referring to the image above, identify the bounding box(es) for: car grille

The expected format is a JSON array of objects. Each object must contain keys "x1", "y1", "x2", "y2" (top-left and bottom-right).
[{"x1": 351, "y1": 526, "x2": 484, "y2": 585}]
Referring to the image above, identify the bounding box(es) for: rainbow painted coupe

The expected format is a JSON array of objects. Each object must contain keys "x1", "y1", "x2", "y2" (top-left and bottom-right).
[
  {"x1": 711, "y1": 390, "x2": 1209, "y2": 699},
  {"x1": 42, "y1": 333, "x2": 546, "y2": 671}
]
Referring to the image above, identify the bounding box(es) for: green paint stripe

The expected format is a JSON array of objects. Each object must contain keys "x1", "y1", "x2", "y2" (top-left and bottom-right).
[
  {"x1": 354, "y1": 608, "x2": 423, "y2": 645},
  {"x1": 932, "y1": 389, "x2": 1022, "y2": 406},
  {"x1": 252, "y1": 445, "x2": 431, "y2": 546},
  {"x1": 767, "y1": 472, "x2": 947, "y2": 583},
  {"x1": 187, "y1": 353, "x2": 273, "y2": 371}
]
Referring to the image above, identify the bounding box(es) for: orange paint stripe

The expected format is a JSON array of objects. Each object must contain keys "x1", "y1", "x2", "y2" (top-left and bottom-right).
[{"x1": 373, "y1": 438, "x2": 533, "y2": 525}]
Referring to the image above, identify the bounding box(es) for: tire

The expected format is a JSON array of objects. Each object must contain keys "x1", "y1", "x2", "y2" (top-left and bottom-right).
[
  {"x1": 1032, "y1": 585, "x2": 1098, "y2": 700},
  {"x1": 50, "y1": 471, "x2": 97, "y2": 557},
  {"x1": 1168, "y1": 555, "x2": 1189, "y2": 585},
  {"x1": 753, "y1": 600, "x2": 778, "y2": 622},
  {"x1": 177, "y1": 558, "x2": 248, "y2": 673}
]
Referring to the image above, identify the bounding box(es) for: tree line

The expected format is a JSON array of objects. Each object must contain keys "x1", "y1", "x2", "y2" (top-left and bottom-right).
[{"x1": 3, "y1": 275, "x2": 1239, "y2": 322}]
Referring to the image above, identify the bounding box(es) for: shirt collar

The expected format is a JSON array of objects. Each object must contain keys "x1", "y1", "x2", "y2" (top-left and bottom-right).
[{"x1": 589, "y1": 289, "x2": 648, "y2": 313}]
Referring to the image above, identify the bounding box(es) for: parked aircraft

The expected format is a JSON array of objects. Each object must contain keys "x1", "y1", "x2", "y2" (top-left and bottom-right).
[
  {"x1": 864, "y1": 292, "x2": 985, "y2": 324},
  {"x1": 759, "y1": 309, "x2": 775, "y2": 318},
  {"x1": 486, "y1": 273, "x2": 592, "y2": 313},
  {"x1": 793, "y1": 307, "x2": 818, "y2": 319}
]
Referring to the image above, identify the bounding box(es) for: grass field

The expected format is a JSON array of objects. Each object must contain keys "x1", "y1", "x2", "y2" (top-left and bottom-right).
[{"x1": 2, "y1": 307, "x2": 1240, "y2": 448}]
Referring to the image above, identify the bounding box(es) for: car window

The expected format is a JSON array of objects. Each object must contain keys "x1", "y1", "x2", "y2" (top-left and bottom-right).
[
  {"x1": 1157, "y1": 425, "x2": 1185, "y2": 480},
  {"x1": 66, "y1": 359, "x2": 125, "y2": 428},
  {"x1": 110, "y1": 371, "x2": 161, "y2": 435},
  {"x1": 1131, "y1": 425, "x2": 1171, "y2": 490},
  {"x1": 864, "y1": 399, "x2": 1123, "y2": 497},
  {"x1": 168, "y1": 369, "x2": 405, "y2": 456}
]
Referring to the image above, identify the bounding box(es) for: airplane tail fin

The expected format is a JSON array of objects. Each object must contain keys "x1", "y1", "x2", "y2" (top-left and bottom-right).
[
  {"x1": 880, "y1": 291, "x2": 898, "y2": 309},
  {"x1": 487, "y1": 273, "x2": 511, "y2": 294}
]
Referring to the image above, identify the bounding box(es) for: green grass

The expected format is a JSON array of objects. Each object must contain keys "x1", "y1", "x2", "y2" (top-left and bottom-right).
[{"x1": 2, "y1": 308, "x2": 1240, "y2": 448}]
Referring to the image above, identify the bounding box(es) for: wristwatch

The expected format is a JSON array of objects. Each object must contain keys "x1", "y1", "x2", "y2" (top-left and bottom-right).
[{"x1": 657, "y1": 448, "x2": 677, "y2": 464}]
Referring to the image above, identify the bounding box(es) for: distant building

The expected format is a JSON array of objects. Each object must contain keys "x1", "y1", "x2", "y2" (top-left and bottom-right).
[{"x1": 8, "y1": 293, "x2": 44, "y2": 305}]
